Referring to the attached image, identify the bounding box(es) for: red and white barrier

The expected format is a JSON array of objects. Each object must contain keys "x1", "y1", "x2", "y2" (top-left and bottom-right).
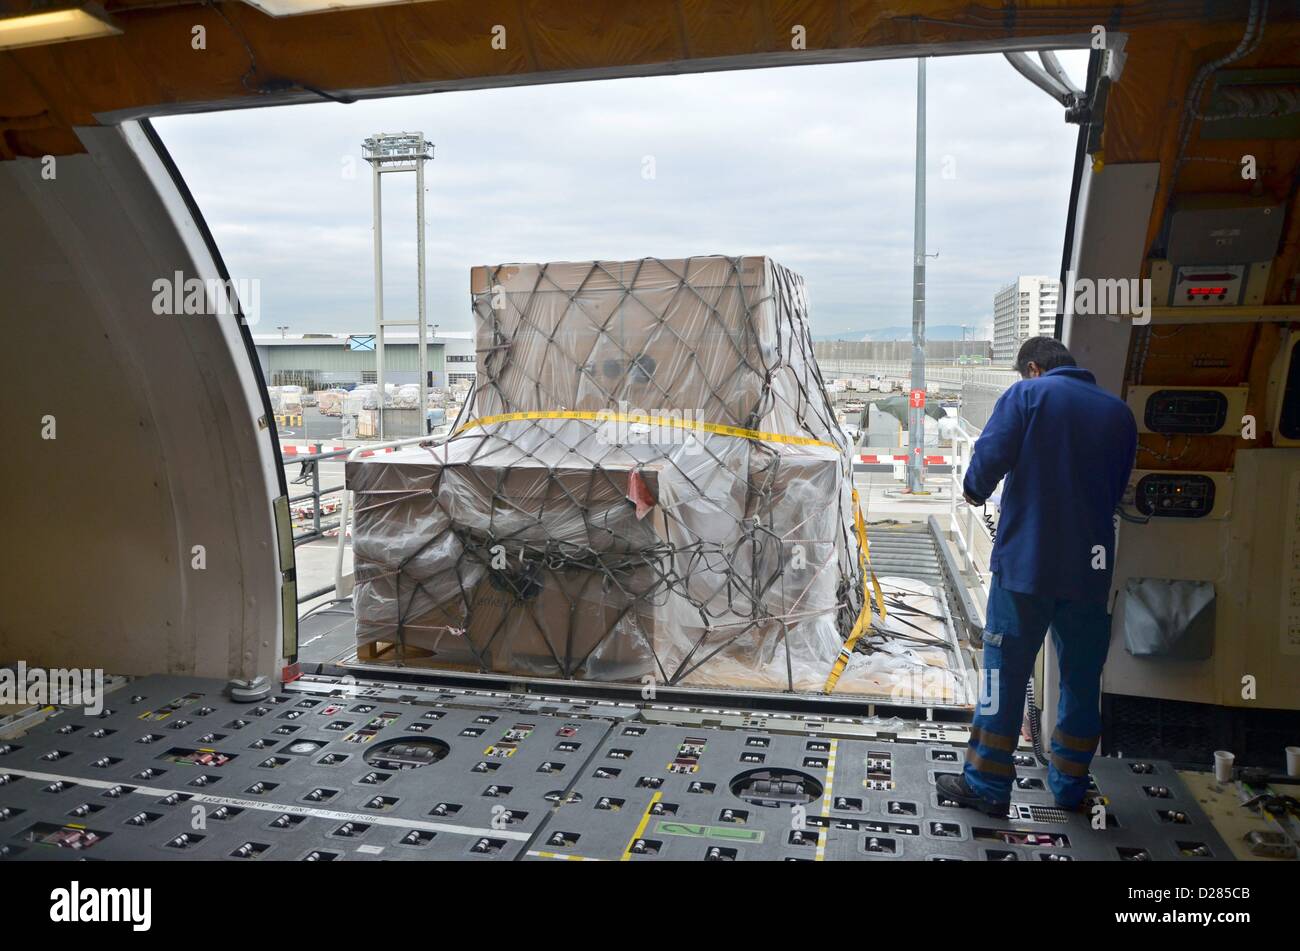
[
  {"x1": 281, "y1": 443, "x2": 347, "y2": 457},
  {"x1": 355, "y1": 446, "x2": 405, "y2": 458},
  {"x1": 292, "y1": 498, "x2": 342, "y2": 520},
  {"x1": 859, "y1": 453, "x2": 951, "y2": 465}
]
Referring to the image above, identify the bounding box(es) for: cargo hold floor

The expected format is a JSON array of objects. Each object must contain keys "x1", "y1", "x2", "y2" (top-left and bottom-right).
[{"x1": 0, "y1": 674, "x2": 1229, "y2": 862}]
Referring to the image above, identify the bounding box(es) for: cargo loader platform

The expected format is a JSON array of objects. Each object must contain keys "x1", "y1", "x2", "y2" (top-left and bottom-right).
[{"x1": 0, "y1": 674, "x2": 1232, "y2": 862}]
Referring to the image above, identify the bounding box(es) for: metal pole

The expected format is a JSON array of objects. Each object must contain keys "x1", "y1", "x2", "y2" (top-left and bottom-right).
[
  {"x1": 372, "y1": 161, "x2": 385, "y2": 440},
  {"x1": 416, "y1": 136, "x2": 429, "y2": 435},
  {"x1": 311, "y1": 454, "x2": 321, "y2": 539},
  {"x1": 908, "y1": 57, "x2": 928, "y2": 493}
]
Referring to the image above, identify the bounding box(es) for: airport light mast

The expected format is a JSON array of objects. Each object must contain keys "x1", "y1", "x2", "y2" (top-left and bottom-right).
[{"x1": 363, "y1": 132, "x2": 434, "y2": 438}]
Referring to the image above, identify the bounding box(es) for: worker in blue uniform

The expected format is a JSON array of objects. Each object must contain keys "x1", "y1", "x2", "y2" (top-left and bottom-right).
[{"x1": 936, "y1": 337, "x2": 1137, "y2": 815}]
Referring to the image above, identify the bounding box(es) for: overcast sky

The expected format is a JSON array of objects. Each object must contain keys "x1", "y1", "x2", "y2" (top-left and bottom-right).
[{"x1": 156, "y1": 50, "x2": 1087, "y2": 340}]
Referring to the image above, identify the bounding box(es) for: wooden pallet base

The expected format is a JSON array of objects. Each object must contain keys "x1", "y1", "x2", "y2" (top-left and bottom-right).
[
  {"x1": 355, "y1": 638, "x2": 434, "y2": 662},
  {"x1": 353, "y1": 638, "x2": 480, "y2": 671}
]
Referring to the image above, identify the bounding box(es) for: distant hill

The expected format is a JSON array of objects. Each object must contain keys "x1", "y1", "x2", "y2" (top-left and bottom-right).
[
  {"x1": 812, "y1": 325, "x2": 984, "y2": 342},
  {"x1": 861, "y1": 324, "x2": 976, "y2": 341}
]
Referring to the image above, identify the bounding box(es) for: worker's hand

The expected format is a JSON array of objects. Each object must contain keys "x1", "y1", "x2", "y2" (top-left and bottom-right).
[{"x1": 963, "y1": 491, "x2": 983, "y2": 507}]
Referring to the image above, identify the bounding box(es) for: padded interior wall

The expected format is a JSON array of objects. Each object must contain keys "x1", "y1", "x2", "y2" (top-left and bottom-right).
[
  {"x1": 0, "y1": 124, "x2": 284, "y2": 679},
  {"x1": 1060, "y1": 162, "x2": 1161, "y2": 395}
]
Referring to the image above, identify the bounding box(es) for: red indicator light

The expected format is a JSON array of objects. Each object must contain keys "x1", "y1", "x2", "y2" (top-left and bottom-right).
[{"x1": 1187, "y1": 287, "x2": 1227, "y2": 296}]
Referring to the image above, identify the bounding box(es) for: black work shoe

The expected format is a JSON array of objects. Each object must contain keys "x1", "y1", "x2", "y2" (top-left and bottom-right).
[
  {"x1": 935, "y1": 773, "x2": 1011, "y2": 817},
  {"x1": 1054, "y1": 794, "x2": 1100, "y2": 814}
]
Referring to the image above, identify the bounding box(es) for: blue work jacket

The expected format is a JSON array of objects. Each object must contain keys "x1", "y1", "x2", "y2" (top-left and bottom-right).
[{"x1": 964, "y1": 366, "x2": 1137, "y2": 604}]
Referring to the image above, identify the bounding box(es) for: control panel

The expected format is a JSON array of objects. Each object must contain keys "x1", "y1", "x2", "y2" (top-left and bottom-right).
[
  {"x1": 1127, "y1": 386, "x2": 1247, "y2": 436},
  {"x1": 1170, "y1": 265, "x2": 1246, "y2": 307},
  {"x1": 1127, "y1": 470, "x2": 1233, "y2": 520},
  {"x1": 1149, "y1": 195, "x2": 1285, "y2": 312}
]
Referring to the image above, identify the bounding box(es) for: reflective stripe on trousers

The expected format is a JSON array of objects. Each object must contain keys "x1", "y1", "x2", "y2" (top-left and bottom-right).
[{"x1": 963, "y1": 574, "x2": 1111, "y2": 807}]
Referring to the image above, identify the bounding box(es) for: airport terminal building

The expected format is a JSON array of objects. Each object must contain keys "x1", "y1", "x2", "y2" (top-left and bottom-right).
[{"x1": 252, "y1": 331, "x2": 477, "y2": 390}]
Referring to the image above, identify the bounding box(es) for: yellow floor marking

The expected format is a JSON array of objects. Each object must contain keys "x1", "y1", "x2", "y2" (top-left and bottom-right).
[
  {"x1": 528, "y1": 850, "x2": 603, "y2": 861},
  {"x1": 816, "y1": 739, "x2": 838, "y2": 861},
  {"x1": 621, "y1": 790, "x2": 664, "y2": 861}
]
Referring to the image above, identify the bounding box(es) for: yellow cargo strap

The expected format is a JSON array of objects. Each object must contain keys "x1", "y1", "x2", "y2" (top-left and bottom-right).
[
  {"x1": 454, "y1": 410, "x2": 838, "y2": 450},
  {"x1": 823, "y1": 487, "x2": 886, "y2": 694}
]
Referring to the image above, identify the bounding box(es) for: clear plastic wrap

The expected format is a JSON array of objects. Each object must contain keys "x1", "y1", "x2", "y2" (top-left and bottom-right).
[
  {"x1": 348, "y1": 255, "x2": 869, "y2": 692},
  {"x1": 267, "y1": 385, "x2": 303, "y2": 415},
  {"x1": 832, "y1": 577, "x2": 963, "y2": 702}
]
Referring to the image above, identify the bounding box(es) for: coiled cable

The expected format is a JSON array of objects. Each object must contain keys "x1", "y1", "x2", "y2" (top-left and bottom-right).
[
  {"x1": 1025, "y1": 676, "x2": 1050, "y2": 767},
  {"x1": 982, "y1": 504, "x2": 997, "y2": 540}
]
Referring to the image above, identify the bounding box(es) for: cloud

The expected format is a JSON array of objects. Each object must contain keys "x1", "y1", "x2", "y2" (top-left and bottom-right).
[{"x1": 156, "y1": 50, "x2": 1087, "y2": 338}]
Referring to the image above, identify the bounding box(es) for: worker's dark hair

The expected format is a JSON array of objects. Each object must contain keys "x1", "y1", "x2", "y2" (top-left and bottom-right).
[{"x1": 1014, "y1": 336, "x2": 1076, "y2": 377}]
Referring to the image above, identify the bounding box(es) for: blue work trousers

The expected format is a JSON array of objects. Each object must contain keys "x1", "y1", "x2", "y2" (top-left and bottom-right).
[{"x1": 964, "y1": 573, "x2": 1111, "y2": 807}]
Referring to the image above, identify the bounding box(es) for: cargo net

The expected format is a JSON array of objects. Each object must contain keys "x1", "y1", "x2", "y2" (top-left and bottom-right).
[{"x1": 348, "y1": 256, "x2": 960, "y2": 699}]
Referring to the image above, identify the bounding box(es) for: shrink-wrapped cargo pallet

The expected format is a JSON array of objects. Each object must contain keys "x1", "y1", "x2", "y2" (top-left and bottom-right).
[
  {"x1": 315, "y1": 389, "x2": 347, "y2": 416},
  {"x1": 348, "y1": 255, "x2": 866, "y2": 691}
]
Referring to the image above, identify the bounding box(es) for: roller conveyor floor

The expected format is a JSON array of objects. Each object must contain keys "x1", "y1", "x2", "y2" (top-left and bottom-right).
[{"x1": 0, "y1": 674, "x2": 1231, "y2": 862}]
